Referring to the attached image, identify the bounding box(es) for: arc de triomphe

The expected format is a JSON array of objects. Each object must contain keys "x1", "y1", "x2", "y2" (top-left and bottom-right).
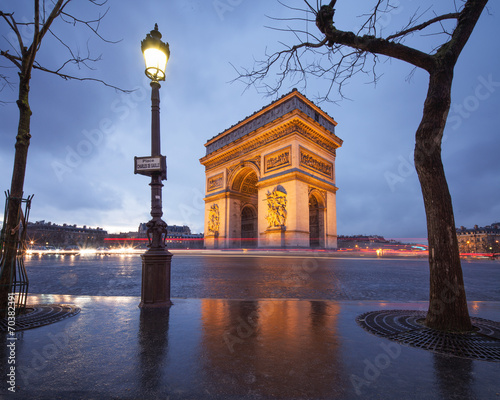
[{"x1": 199, "y1": 89, "x2": 343, "y2": 249}]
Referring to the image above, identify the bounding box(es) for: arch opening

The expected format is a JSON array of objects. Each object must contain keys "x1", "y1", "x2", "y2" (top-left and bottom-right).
[
  {"x1": 231, "y1": 168, "x2": 259, "y2": 248},
  {"x1": 241, "y1": 205, "x2": 257, "y2": 248},
  {"x1": 309, "y1": 194, "x2": 324, "y2": 248}
]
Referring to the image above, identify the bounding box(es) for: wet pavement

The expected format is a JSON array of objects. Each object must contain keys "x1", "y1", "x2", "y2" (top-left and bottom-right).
[
  {"x1": 25, "y1": 253, "x2": 500, "y2": 301},
  {"x1": 1, "y1": 296, "x2": 499, "y2": 399},
  {"x1": 1, "y1": 253, "x2": 499, "y2": 399}
]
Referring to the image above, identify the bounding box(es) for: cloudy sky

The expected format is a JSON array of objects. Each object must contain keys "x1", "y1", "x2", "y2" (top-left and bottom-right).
[{"x1": 0, "y1": 1, "x2": 498, "y2": 240}]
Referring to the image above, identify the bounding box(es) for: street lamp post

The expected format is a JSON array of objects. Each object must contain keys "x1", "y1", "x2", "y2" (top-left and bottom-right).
[{"x1": 136, "y1": 24, "x2": 172, "y2": 308}]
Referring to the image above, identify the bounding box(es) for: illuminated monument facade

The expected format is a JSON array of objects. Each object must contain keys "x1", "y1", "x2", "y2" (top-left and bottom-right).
[{"x1": 200, "y1": 89, "x2": 343, "y2": 249}]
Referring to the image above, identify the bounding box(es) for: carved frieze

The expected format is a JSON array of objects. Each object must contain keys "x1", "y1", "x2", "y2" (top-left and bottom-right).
[
  {"x1": 264, "y1": 146, "x2": 291, "y2": 173},
  {"x1": 204, "y1": 121, "x2": 337, "y2": 171},
  {"x1": 207, "y1": 173, "x2": 224, "y2": 192},
  {"x1": 299, "y1": 147, "x2": 333, "y2": 179}
]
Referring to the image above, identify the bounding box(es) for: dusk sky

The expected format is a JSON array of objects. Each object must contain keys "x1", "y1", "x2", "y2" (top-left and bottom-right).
[{"x1": 1, "y1": 1, "x2": 499, "y2": 240}]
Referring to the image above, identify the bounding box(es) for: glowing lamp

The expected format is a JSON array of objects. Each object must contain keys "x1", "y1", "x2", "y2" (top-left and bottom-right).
[{"x1": 141, "y1": 24, "x2": 170, "y2": 82}]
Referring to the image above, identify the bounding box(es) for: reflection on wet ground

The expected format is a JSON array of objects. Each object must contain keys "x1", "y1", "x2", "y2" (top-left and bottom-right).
[
  {"x1": 1, "y1": 296, "x2": 499, "y2": 399},
  {"x1": 4, "y1": 255, "x2": 500, "y2": 398},
  {"x1": 199, "y1": 300, "x2": 344, "y2": 398},
  {"x1": 25, "y1": 254, "x2": 500, "y2": 301}
]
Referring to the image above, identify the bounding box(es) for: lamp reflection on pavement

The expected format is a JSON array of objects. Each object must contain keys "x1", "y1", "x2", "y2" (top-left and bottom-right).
[{"x1": 138, "y1": 308, "x2": 170, "y2": 393}]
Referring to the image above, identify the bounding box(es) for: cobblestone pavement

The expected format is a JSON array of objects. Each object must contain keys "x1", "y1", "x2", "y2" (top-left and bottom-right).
[{"x1": 25, "y1": 254, "x2": 500, "y2": 301}]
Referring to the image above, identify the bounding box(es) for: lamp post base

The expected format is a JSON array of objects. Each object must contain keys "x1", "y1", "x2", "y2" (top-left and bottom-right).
[{"x1": 139, "y1": 249, "x2": 173, "y2": 308}]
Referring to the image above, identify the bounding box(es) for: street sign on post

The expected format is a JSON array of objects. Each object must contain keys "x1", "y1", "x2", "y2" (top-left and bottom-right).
[{"x1": 134, "y1": 156, "x2": 167, "y2": 180}]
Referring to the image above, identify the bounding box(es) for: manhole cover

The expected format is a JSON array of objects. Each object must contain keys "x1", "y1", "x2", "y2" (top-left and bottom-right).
[
  {"x1": 0, "y1": 304, "x2": 80, "y2": 331},
  {"x1": 356, "y1": 310, "x2": 500, "y2": 362}
]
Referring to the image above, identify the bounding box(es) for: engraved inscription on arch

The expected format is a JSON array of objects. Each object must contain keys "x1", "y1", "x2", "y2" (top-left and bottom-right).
[
  {"x1": 264, "y1": 146, "x2": 291, "y2": 173},
  {"x1": 299, "y1": 147, "x2": 333, "y2": 179},
  {"x1": 207, "y1": 173, "x2": 224, "y2": 192}
]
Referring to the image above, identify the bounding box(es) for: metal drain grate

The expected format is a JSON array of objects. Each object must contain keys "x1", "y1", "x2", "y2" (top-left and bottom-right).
[
  {"x1": 357, "y1": 310, "x2": 500, "y2": 362},
  {"x1": 0, "y1": 304, "x2": 80, "y2": 331}
]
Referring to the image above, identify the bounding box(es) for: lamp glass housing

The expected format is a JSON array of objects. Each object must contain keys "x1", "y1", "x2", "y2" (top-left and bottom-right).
[
  {"x1": 141, "y1": 24, "x2": 170, "y2": 82},
  {"x1": 143, "y1": 48, "x2": 168, "y2": 81}
]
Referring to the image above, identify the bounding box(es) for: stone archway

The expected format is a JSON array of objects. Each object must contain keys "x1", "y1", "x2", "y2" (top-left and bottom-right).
[
  {"x1": 309, "y1": 193, "x2": 325, "y2": 248},
  {"x1": 232, "y1": 169, "x2": 258, "y2": 196},
  {"x1": 230, "y1": 168, "x2": 258, "y2": 248},
  {"x1": 241, "y1": 205, "x2": 257, "y2": 247}
]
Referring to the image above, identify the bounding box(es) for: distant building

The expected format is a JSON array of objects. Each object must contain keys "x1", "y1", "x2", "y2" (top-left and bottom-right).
[
  {"x1": 26, "y1": 221, "x2": 107, "y2": 248},
  {"x1": 456, "y1": 223, "x2": 500, "y2": 254},
  {"x1": 337, "y1": 235, "x2": 415, "y2": 250},
  {"x1": 106, "y1": 223, "x2": 203, "y2": 249},
  {"x1": 337, "y1": 235, "x2": 387, "y2": 248},
  {"x1": 138, "y1": 223, "x2": 192, "y2": 236}
]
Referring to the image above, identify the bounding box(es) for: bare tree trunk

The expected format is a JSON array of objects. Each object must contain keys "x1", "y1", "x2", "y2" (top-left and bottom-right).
[
  {"x1": 1, "y1": 1, "x2": 126, "y2": 318},
  {"x1": 0, "y1": 72, "x2": 31, "y2": 318},
  {"x1": 415, "y1": 69, "x2": 472, "y2": 331}
]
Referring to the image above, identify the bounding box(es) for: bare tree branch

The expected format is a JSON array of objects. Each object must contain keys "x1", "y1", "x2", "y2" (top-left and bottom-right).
[
  {"x1": 438, "y1": 0, "x2": 488, "y2": 63},
  {"x1": 35, "y1": 0, "x2": 70, "y2": 46},
  {"x1": 0, "y1": 50, "x2": 22, "y2": 69},
  {"x1": 233, "y1": 37, "x2": 328, "y2": 97},
  {"x1": 317, "y1": 23, "x2": 436, "y2": 72},
  {"x1": 0, "y1": 11, "x2": 25, "y2": 55},
  {"x1": 356, "y1": 0, "x2": 384, "y2": 37},
  {"x1": 0, "y1": 72, "x2": 15, "y2": 101},
  {"x1": 31, "y1": 62, "x2": 131, "y2": 93},
  {"x1": 60, "y1": 6, "x2": 122, "y2": 44},
  {"x1": 238, "y1": 0, "x2": 473, "y2": 103},
  {"x1": 277, "y1": 0, "x2": 313, "y2": 15},
  {"x1": 1, "y1": 1, "x2": 130, "y2": 93},
  {"x1": 386, "y1": 13, "x2": 460, "y2": 41}
]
